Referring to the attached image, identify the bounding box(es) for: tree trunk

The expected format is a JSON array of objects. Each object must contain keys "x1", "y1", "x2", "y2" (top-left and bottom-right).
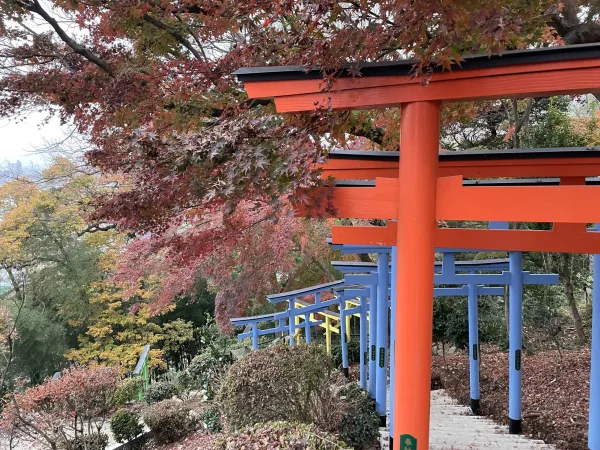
[
  {"x1": 557, "y1": 253, "x2": 586, "y2": 344},
  {"x1": 442, "y1": 341, "x2": 447, "y2": 367},
  {"x1": 358, "y1": 253, "x2": 373, "y2": 263}
]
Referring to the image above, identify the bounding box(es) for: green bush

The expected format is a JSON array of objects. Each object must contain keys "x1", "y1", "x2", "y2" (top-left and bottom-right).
[
  {"x1": 218, "y1": 344, "x2": 334, "y2": 429},
  {"x1": 113, "y1": 377, "x2": 143, "y2": 405},
  {"x1": 144, "y1": 381, "x2": 177, "y2": 404},
  {"x1": 199, "y1": 403, "x2": 222, "y2": 433},
  {"x1": 183, "y1": 347, "x2": 234, "y2": 399},
  {"x1": 110, "y1": 409, "x2": 144, "y2": 444},
  {"x1": 216, "y1": 421, "x2": 350, "y2": 450},
  {"x1": 68, "y1": 432, "x2": 108, "y2": 450},
  {"x1": 143, "y1": 400, "x2": 196, "y2": 444},
  {"x1": 337, "y1": 383, "x2": 380, "y2": 449},
  {"x1": 331, "y1": 339, "x2": 361, "y2": 367}
]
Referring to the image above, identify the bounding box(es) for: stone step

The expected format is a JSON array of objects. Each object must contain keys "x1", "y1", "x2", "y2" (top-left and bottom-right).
[{"x1": 381, "y1": 390, "x2": 556, "y2": 450}]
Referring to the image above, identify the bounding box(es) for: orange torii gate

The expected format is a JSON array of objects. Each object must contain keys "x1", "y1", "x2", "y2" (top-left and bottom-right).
[{"x1": 235, "y1": 43, "x2": 600, "y2": 450}]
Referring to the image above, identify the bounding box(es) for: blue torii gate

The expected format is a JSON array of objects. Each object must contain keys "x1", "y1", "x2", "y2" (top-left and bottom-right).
[
  {"x1": 230, "y1": 280, "x2": 347, "y2": 349},
  {"x1": 229, "y1": 239, "x2": 560, "y2": 439},
  {"x1": 333, "y1": 279, "x2": 505, "y2": 417},
  {"x1": 230, "y1": 313, "x2": 290, "y2": 349},
  {"x1": 333, "y1": 243, "x2": 558, "y2": 431},
  {"x1": 332, "y1": 257, "x2": 510, "y2": 421},
  {"x1": 266, "y1": 280, "x2": 346, "y2": 347}
]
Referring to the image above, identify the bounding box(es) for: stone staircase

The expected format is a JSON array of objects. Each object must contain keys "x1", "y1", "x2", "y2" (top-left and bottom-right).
[{"x1": 380, "y1": 390, "x2": 556, "y2": 449}]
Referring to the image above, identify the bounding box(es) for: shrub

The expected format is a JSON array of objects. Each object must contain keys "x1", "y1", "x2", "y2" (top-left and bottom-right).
[
  {"x1": 113, "y1": 377, "x2": 143, "y2": 405},
  {"x1": 331, "y1": 339, "x2": 361, "y2": 367},
  {"x1": 68, "y1": 432, "x2": 109, "y2": 450},
  {"x1": 216, "y1": 421, "x2": 350, "y2": 450},
  {"x1": 110, "y1": 409, "x2": 144, "y2": 444},
  {"x1": 0, "y1": 365, "x2": 120, "y2": 450},
  {"x1": 199, "y1": 403, "x2": 223, "y2": 433},
  {"x1": 144, "y1": 381, "x2": 177, "y2": 404},
  {"x1": 218, "y1": 344, "x2": 334, "y2": 429},
  {"x1": 183, "y1": 348, "x2": 234, "y2": 399},
  {"x1": 337, "y1": 383, "x2": 380, "y2": 449},
  {"x1": 143, "y1": 400, "x2": 196, "y2": 443}
]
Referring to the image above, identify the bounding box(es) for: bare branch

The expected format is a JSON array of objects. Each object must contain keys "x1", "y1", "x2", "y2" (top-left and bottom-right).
[
  {"x1": 77, "y1": 223, "x2": 117, "y2": 236},
  {"x1": 174, "y1": 14, "x2": 208, "y2": 61},
  {"x1": 143, "y1": 14, "x2": 203, "y2": 61},
  {"x1": 24, "y1": 0, "x2": 114, "y2": 75}
]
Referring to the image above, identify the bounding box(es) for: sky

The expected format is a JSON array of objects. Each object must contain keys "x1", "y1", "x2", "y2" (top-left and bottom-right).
[{"x1": 0, "y1": 112, "x2": 66, "y2": 167}]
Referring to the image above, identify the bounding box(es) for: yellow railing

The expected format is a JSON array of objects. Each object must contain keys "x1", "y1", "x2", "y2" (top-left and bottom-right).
[{"x1": 293, "y1": 299, "x2": 366, "y2": 354}]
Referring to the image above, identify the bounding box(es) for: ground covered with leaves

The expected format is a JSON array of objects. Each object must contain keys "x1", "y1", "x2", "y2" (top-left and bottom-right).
[
  {"x1": 432, "y1": 347, "x2": 591, "y2": 450},
  {"x1": 149, "y1": 430, "x2": 218, "y2": 450}
]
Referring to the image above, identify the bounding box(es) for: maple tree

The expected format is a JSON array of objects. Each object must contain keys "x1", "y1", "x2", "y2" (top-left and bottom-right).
[
  {"x1": 113, "y1": 201, "x2": 338, "y2": 330},
  {"x1": 0, "y1": 1, "x2": 598, "y2": 324}
]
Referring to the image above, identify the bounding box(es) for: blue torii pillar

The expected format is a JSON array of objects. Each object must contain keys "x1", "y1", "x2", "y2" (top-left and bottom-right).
[
  {"x1": 443, "y1": 251, "x2": 481, "y2": 414},
  {"x1": 390, "y1": 246, "x2": 398, "y2": 449},
  {"x1": 360, "y1": 294, "x2": 368, "y2": 389},
  {"x1": 288, "y1": 296, "x2": 297, "y2": 347},
  {"x1": 369, "y1": 278, "x2": 377, "y2": 399},
  {"x1": 376, "y1": 251, "x2": 390, "y2": 426},
  {"x1": 468, "y1": 281, "x2": 481, "y2": 415},
  {"x1": 337, "y1": 287, "x2": 370, "y2": 388},
  {"x1": 340, "y1": 299, "x2": 349, "y2": 378},
  {"x1": 509, "y1": 251, "x2": 523, "y2": 434}
]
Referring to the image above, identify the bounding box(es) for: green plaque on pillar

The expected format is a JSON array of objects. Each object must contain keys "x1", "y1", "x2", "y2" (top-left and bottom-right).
[
  {"x1": 400, "y1": 434, "x2": 417, "y2": 450},
  {"x1": 371, "y1": 345, "x2": 376, "y2": 360},
  {"x1": 379, "y1": 348, "x2": 385, "y2": 368}
]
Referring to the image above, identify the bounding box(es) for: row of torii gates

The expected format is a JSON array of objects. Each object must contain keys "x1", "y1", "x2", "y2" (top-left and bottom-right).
[
  {"x1": 231, "y1": 243, "x2": 558, "y2": 443},
  {"x1": 233, "y1": 43, "x2": 600, "y2": 450}
]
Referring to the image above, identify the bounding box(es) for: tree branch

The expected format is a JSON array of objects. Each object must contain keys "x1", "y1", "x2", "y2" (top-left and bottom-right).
[
  {"x1": 347, "y1": 123, "x2": 385, "y2": 146},
  {"x1": 547, "y1": 0, "x2": 600, "y2": 45},
  {"x1": 77, "y1": 223, "x2": 117, "y2": 236},
  {"x1": 143, "y1": 14, "x2": 203, "y2": 61},
  {"x1": 24, "y1": 0, "x2": 113, "y2": 75},
  {"x1": 174, "y1": 14, "x2": 208, "y2": 61},
  {"x1": 510, "y1": 98, "x2": 534, "y2": 148},
  {"x1": 11, "y1": 397, "x2": 58, "y2": 450}
]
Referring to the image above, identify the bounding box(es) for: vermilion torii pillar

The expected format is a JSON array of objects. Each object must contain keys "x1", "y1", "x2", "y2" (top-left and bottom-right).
[
  {"x1": 235, "y1": 43, "x2": 600, "y2": 450},
  {"x1": 395, "y1": 101, "x2": 440, "y2": 444}
]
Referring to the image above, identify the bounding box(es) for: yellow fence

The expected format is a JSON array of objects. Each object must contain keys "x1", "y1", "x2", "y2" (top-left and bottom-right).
[{"x1": 293, "y1": 299, "x2": 367, "y2": 354}]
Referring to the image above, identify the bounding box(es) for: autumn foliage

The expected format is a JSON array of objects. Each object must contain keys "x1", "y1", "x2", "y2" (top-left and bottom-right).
[
  {"x1": 0, "y1": 1, "x2": 598, "y2": 327},
  {"x1": 0, "y1": 365, "x2": 121, "y2": 450}
]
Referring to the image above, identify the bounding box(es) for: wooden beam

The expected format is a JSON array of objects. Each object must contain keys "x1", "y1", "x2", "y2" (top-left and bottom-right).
[
  {"x1": 435, "y1": 228, "x2": 600, "y2": 253},
  {"x1": 298, "y1": 177, "x2": 600, "y2": 223},
  {"x1": 332, "y1": 223, "x2": 398, "y2": 246},
  {"x1": 435, "y1": 176, "x2": 600, "y2": 223},
  {"x1": 274, "y1": 66, "x2": 600, "y2": 112},
  {"x1": 553, "y1": 177, "x2": 587, "y2": 234},
  {"x1": 244, "y1": 58, "x2": 600, "y2": 99},
  {"x1": 319, "y1": 157, "x2": 600, "y2": 179},
  {"x1": 294, "y1": 186, "x2": 397, "y2": 219},
  {"x1": 331, "y1": 225, "x2": 600, "y2": 253}
]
